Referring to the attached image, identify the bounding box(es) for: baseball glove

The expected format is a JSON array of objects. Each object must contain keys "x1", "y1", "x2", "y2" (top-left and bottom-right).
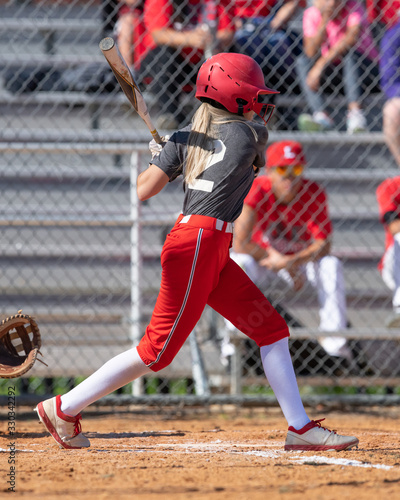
[{"x1": 0, "y1": 310, "x2": 45, "y2": 379}]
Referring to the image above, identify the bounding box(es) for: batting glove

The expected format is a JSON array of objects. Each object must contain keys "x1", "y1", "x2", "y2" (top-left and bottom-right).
[{"x1": 149, "y1": 135, "x2": 170, "y2": 160}]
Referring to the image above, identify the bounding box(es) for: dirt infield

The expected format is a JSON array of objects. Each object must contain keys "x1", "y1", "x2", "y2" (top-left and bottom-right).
[{"x1": 1, "y1": 405, "x2": 400, "y2": 499}]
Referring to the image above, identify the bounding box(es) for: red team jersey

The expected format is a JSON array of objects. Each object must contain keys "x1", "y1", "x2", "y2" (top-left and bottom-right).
[
  {"x1": 144, "y1": 0, "x2": 235, "y2": 64},
  {"x1": 234, "y1": 0, "x2": 306, "y2": 18},
  {"x1": 376, "y1": 176, "x2": 400, "y2": 269},
  {"x1": 245, "y1": 176, "x2": 333, "y2": 255},
  {"x1": 366, "y1": 0, "x2": 400, "y2": 26}
]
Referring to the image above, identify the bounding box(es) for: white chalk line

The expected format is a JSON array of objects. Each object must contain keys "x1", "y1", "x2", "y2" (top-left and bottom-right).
[
  {"x1": 289, "y1": 454, "x2": 393, "y2": 470},
  {"x1": 116, "y1": 441, "x2": 395, "y2": 470},
  {"x1": 4, "y1": 441, "x2": 394, "y2": 470},
  {"x1": 169, "y1": 444, "x2": 394, "y2": 470},
  {"x1": 242, "y1": 450, "x2": 393, "y2": 470}
]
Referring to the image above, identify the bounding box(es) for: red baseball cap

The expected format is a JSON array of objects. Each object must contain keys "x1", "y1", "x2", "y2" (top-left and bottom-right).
[{"x1": 266, "y1": 141, "x2": 306, "y2": 168}]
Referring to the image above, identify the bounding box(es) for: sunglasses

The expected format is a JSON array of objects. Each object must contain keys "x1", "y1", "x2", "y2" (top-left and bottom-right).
[{"x1": 274, "y1": 164, "x2": 304, "y2": 177}]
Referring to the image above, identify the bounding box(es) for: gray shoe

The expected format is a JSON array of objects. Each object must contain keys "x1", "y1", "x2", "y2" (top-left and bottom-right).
[
  {"x1": 35, "y1": 395, "x2": 90, "y2": 449},
  {"x1": 385, "y1": 312, "x2": 400, "y2": 328},
  {"x1": 285, "y1": 419, "x2": 359, "y2": 451}
]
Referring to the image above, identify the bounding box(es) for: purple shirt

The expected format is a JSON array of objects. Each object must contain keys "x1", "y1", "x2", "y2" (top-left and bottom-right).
[{"x1": 380, "y1": 20, "x2": 400, "y2": 99}]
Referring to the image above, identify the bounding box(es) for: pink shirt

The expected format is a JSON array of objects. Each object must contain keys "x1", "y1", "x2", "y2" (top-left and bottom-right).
[{"x1": 303, "y1": 1, "x2": 378, "y2": 61}]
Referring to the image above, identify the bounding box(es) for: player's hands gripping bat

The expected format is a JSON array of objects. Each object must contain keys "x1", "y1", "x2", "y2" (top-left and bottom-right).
[
  {"x1": 99, "y1": 37, "x2": 162, "y2": 145},
  {"x1": 149, "y1": 135, "x2": 171, "y2": 160}
]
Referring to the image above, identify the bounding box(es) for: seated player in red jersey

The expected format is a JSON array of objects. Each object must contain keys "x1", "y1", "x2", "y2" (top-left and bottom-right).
[
  {"x1": 376, "y1": 176, "x2": 400, "y2": 327},
  {"x1": 226, "y1": 140, "x2": 352, "y2": 362}
]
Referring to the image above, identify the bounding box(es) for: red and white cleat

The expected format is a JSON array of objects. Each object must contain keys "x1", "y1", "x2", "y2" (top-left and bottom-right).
[
  {"x1": 284, "y1": 419, "x2": 359, "y2": 451},
  {"x1": 35, "y1": 395, "x2": 90, "y2": 450}
]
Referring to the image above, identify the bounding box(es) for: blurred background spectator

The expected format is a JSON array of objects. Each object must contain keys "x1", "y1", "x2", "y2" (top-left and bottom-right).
[
  {"x1": 139, "y1": 0, "x2": 235, "y2": 130},
  {"x1": 296, "y1": 0, "x2": 379, "y2": 133},
  {"x1": 366, "y1": 0, "x2": 400, "y2": 29},
  {"x1": 376, "y1": 176, "x2": 400, "y2": 328},
  {"x1": 380, "y1": 15, "x2": 400, "y2": 167},
  {"x1": 116, "y1": 1, "x2": 146, "y2": 76},
  {"x1": 232, "y1": 1, "x2": 305, "y2": 95},
  {"x1": 224, "y1": 140, "x2": 353, "y2": 364}
]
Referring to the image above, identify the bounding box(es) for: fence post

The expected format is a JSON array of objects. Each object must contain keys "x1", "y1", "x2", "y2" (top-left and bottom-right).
[
  {"x1": 230, "y1": 338, "x2": 242, "y2": 395},
  {"x1": 130, "y1": 150, "x2": 144, "y2": 395},
  {"x1": 189, "y1": 328, "x2": 210, "y2": 396}
]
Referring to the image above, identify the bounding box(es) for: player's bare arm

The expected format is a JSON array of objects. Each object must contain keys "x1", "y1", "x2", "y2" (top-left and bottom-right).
[
  {"x1": 320, "y1": 24, "x2": 360, "y2": 66},
  {"x1": 117, "y1": 13, "x2": 135, "y2": 68},
  {"x1": 258, "y1": 247, "x2": 305, "y2": 291},
  {"x1": 286, "y1": 238, "x2": 331, "y2": 268},
  {"x1": 270, "y1": 0, "x2": 302, "y2": 31},
  {"x1": 151, "y1": 27, "x2": 212, "y2": 49},
  {"x1": 260, "y1": 246, "x2": 292, "y2": 271},
  {"x1": 137, "y1": 164, "x2": 170, "y2": 201},
  {"x1": 258, "y1": 239, "x2": 330, "y2": 292},
  {"x1": 215, "y1": 29, "x2": 235, "y2": 49},
  {"x1": 260, "y1": 238, "x2": 331, "y2": 271},
  {"x1": 308, "y1": 24, "x2": 360, "y2": 73},
  {"x1": 305, "y1": 24, "x2": 360, "y2": 91},
  {"x1": 303, "y1": 8, "x2": 330, "y2": 58}
]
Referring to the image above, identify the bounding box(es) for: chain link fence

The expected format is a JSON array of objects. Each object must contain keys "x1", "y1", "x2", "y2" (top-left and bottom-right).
[{"x1": 0, "y1": 0, "x2": 399, "y2": 404}]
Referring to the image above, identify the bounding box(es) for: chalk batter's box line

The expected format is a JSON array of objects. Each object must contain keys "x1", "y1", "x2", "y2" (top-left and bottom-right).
[{"x1": 11, "y1": 443, "x2": 393, "y2": 470}]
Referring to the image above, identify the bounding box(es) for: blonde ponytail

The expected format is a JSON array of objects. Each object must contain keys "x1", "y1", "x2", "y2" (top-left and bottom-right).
[{"x1": 185, "y1": 103, "x2": 259, "y2": 186}]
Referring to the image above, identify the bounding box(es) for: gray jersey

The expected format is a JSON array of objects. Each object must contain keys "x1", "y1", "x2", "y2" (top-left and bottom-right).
[{"x1": 151, "y1": 120, "x2": 269, "y2": 222}]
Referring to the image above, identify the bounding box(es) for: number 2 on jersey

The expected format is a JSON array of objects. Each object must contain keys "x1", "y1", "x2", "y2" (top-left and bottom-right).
[{"x1": 188, "y1": 139, "x2": 226, "y2": 192}]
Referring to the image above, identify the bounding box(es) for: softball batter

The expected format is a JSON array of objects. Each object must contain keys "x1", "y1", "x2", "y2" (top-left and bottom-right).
[{"x1": 36, "y1": 53, "x2": 358, "y2": 452}]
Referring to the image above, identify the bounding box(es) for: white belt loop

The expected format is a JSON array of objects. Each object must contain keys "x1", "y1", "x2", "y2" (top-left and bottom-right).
[
  {"x1": 226, "y1": 222, "x2": 233, "y2": 233},
  {"x1": 215, "y1": 219, "x2": 224, "y2": 231},
  {"x1": 180, "y1": 215, "x2": 191, "y2": 224}
]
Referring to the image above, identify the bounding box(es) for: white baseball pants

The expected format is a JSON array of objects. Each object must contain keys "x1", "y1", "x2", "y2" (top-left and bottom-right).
[
  {"x1": 381, "y1": 232, "x2": 400, "y2": 311},
  {"x1": 226, "y1": 252, "x2": 350, "y2": 359}
]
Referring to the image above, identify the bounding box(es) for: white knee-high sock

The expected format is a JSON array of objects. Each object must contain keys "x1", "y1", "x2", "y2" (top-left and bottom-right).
[
  {"x1": 261, "y1": 338, "x2": 310, "y2": 430},
  {"x1": 60, "y1": 347, "x2": 151, "y2": 416}
]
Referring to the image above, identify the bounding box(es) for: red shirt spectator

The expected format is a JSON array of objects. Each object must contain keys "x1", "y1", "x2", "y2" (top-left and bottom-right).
[
  {"x1": 376, "y1": 176, "x2": 400, "y2": 269},
  {"x1": 235, "y1": 0, "x2": 276, "y2": 18},
  {"x1": 366, "y1": 0, "x2": 400, "y2": 27},
  {"x1": 144, "y1": 0, "x2": 235, "y2": 65},
  {"x1": 245, "y1": 176, "x2": 332, "y2": 255},
  {"x1": 234, "y1": 0, "x2": 306, "y2": 19}
]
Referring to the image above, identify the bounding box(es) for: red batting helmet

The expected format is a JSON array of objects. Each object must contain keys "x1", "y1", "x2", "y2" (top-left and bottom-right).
[{"x1": 195, "y1": 53, "x2": 279, "y2": 124}]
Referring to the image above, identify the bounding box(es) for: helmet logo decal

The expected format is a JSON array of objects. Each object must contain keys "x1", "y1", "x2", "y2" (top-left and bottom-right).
[{"x1": 283, "y1": 146, "x2": 296, "y2": 159}]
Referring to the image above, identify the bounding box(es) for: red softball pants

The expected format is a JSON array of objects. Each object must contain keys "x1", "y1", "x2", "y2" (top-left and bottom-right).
[{"x1": 137, "y1": 214, "x2": 289, "y2": 372}]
